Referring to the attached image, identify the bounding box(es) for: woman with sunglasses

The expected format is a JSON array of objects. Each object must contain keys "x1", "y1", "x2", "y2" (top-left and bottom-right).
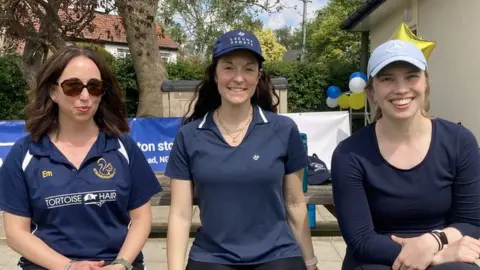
[
  {"x1": 0, "y1": 46, "x2": 161, "y2": 270},
  {"x1": 165, "y1": 29, "x2": 318, "y2": 270}
]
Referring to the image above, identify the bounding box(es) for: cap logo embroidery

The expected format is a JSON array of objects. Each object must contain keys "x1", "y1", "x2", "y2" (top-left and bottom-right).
[
  {"x1": 386, "y1": 40, "x2": 406, "y2": 53},
  {"x1": 238, "y1": 31, "x2": 245, "y2": 36}
]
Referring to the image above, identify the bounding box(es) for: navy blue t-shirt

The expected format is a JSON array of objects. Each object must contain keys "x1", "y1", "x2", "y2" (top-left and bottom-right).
[
  {"x1": 331, "y1": 118, "x2": 480, "y2": 265},
  {"x1": 165, "y1": 105, "x2": 309, "y2": 264},
  {"x1": 0, "y1": 131, "x2": 162, "y2": 267}
]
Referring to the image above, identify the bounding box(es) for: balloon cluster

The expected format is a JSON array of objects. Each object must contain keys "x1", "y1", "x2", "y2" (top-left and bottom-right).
[{"x1": 326, "y1": 72, "x2": 367, "y2": 110}]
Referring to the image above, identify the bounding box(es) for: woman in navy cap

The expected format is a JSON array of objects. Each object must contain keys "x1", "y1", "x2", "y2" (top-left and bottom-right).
[
  {"x1": 0, "y1": 46, "x2": 162, "y2": 270},
  {"x1": 331, "y1": 39, "x2": 480, "y2": 270},
  {"x1": 165, "y1": 29, "x2": 318, "y2": 270}
]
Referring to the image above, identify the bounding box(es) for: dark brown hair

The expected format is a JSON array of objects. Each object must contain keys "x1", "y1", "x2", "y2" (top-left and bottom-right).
[
  {"x1": 183, "y1": 58, "x2": 279, "y2": 125},
  {"x1": 366, "y1": 70, "x2": 431, "y2": 121},
  {"x1": 25, "y1": 45, "x2": 130, "y2": 141}
]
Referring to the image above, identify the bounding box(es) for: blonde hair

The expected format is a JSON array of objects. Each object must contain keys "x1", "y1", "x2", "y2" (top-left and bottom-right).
[{"x1": 366, "y1": 71, "x2": 431, "y2": 121}]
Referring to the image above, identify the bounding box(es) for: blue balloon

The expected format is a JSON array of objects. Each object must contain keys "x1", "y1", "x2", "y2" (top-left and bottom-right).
[
  {"x1": 349, "y1": 72, "x2": 368, "y2": 82},
  {"x1": 327, "y1": 86, "x2": 341, "y2": 99}
]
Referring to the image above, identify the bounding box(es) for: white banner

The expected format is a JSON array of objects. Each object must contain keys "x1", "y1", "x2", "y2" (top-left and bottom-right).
[{"x1": 283, "y1": 111, "x2": 351, "y2": 169}]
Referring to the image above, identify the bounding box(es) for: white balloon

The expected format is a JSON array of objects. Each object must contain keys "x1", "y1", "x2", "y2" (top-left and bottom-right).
[
  {"x1": 326, "y1": 97, "x2": 338, "y2": 108},
  {"x1": 349, "y1": 77, "x2": 367, "y2": 93}
]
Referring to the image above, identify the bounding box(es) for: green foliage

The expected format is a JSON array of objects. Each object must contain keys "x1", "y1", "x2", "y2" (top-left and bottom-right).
[
  {"x1": 0, "y1": 55, "x2": 28, "y2": 120},
  {"x1": 0, "y1": 57, "x2": 355, "y2": 119},
  {"x1": 307, "y1": 0, "x2": 363, "y2": 65},
  {"x1": 164, "y1": 58, "x2": 206, "y2": 80},
  {"x1": 273, "y1": 26, "x2": 303, "y2": 50},
  {"x1": 156, "y1": 0, "x2": 276, "y2": 58},
  {"x1": 254, "y1": 29, "x2": 287, "y2": 62},
  {"x1": 76, "y1": 42, "x2": 116, "y2": 67},
  {"x1": 110, "y1": 57, "x2": 139, "y2": 118},
  {"x1": 264, "y1": 60, "x2": 329, "y2": 112}
]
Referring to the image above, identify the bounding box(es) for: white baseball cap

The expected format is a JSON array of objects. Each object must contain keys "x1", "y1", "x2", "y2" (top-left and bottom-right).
[{"x1": 367, "y1": 39, "x2": 427, "y2": 78}]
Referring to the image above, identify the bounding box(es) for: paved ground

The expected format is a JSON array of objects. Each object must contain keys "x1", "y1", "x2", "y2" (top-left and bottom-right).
[
  {"x1": 0, "y1": 237, "x2": 347, "y2": 270},
  {"x1": 0, "y1": 206, "x2": 346, "y2": 269}
]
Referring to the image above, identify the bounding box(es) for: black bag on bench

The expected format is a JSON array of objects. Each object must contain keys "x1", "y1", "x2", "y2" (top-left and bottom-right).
[{"x1": 307, "y1": 154, "x2": 331, "y2": 185}]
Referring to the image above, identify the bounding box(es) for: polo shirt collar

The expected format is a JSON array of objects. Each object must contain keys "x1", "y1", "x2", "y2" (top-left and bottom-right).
[
  {"x1": 197, "y1": 105, "x2": 269, "y2": 130},
  {"x1": 29, "y1": 131, "x2": 120, "y2": 162}
]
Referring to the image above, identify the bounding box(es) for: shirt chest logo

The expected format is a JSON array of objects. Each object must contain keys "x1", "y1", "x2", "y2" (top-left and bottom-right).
[{"x1": 93, "y1": 158, "x2": 116, "y2": 179}]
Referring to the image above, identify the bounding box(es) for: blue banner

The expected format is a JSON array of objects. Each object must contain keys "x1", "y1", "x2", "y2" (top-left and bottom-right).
[
  {"x1": 0, "y1": 118, "x2": 182, "y2": 172},
  {"x1": 129, "y1": 118, "x2": 182, "y2": 172}
]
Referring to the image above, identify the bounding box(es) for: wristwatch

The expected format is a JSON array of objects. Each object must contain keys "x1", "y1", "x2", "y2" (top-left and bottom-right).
[
  {"x1": 112, "y1": 258, "x2": 133, "y2": 270},
  {"x1": 432, "y1": 229, "x2": 449, "y2": 249}
]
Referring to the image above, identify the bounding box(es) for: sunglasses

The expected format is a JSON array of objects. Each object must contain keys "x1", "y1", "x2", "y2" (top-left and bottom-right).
[{"x1": 53, "y1": 78, "x2": 104, "y2": 97}]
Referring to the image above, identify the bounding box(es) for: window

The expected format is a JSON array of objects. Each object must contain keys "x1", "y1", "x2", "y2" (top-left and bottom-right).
[
  {"x1": 159, "y1": 51, "x2": 170, "y2": 61},
  {"x1": 117, "y1": 48, "x2": 130, "y2": 58}
]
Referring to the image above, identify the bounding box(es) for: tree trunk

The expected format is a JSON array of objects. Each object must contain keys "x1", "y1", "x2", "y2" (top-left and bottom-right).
[
  {"x1": 21, "y1": 39, "x2": 46, "y2": 88},
  {"x1": 116, "y1": 0, "x2": 167, "y2": 118}
]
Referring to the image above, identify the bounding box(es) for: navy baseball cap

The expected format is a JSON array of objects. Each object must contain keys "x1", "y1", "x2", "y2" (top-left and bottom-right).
[
  {"x1": 212, "y1": 29, "x2": 265, "y2": 62},
  {"x1": 367, "y1": 39, "x2": 427, "y2": 78}
]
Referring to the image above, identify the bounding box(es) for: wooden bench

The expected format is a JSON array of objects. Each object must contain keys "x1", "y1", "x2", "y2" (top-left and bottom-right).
[{"x1": 150, "y1": 174, "x2": 340, "y2": 236}]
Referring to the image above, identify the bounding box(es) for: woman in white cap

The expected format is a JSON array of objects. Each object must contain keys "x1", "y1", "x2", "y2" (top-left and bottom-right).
[
  {"x1": 331, "y1": 39, "x2": 480, "y2": 270},
  {"x1": 165, "y1": 29, "x2": 318, "y2": 270}
]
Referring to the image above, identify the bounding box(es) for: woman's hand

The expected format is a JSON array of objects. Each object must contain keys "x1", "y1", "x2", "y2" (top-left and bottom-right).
[
  {"x1": 69, "y1": 261, "x2": 104, "y2": 270},
  {"x1": 306, "y1": 265, "x2": 318, "y2": 270},
  {"x1": 431, "y1": 236, "x2": 480, "y2": 265},
  {"x1": 100, "y1": 265, "x2": 126, "y2": 270},
  {"x1": 391, "y1": 234, "x2": 439, "y2": 270}
]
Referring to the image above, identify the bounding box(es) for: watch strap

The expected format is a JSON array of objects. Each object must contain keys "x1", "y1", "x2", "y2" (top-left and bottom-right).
[
  {"x1": 112, "y1": 258, "x2": 133, "y2": 270},
  {"x1": 432, "y1": 230, "x2": 448, "y2": 249}
]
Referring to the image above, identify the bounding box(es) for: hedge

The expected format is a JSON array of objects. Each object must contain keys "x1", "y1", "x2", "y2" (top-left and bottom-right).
[{"x1": 0, "y1": 55, "x2": 361, "y2": 122}]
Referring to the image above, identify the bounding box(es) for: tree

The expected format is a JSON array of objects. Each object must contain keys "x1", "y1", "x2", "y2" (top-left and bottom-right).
[
  {"x1": 307, "y1": 0, "x2": 363, "y2": 64},
  {"x1": 1, "y1": 0, "x2": 167, "y2": 117},
  {"x1": 0, "y1": 28, "x2": 16, "y2": 56},
  {"x1": 157, "y1": 0, "x2": 289, "y2": 58},
  {"x1": 116, "y1": 0, "x2": 167, "y2": 117},
  {"x1": 303, "y1": 0, "x2": 364, "y2": 96},
  {"x1": 273, "y1": 26, "x2": 302, "y2": 50},
  {"x1": 254, "y1": 29, "x2": 287, "y2": 62},
  {"x1": 0, "y1": 0, "x2": 104, "y2": 85}
]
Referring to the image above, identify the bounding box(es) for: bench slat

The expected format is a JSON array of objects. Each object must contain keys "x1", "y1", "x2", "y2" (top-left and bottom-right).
[
  {"x1": 153, "y1": 175, "x2": 334, "y2": 206},
  {"x1": 151, "y1": 220, "x2": 340, "y2": 234}
]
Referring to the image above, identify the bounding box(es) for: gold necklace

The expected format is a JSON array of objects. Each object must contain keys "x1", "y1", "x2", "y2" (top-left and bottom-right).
[{"x1": 216, "y1": 109, "x2": 253, "y2": 144}]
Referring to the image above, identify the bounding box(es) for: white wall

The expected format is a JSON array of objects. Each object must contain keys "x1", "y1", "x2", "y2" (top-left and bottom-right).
[
  {"x1": 418, "y1": 0, "x2": 480, "y2": 139},
  {"x1": 104, "y1": 43, "x2": 178, "y2": 62},
  {"x1": 367, "y1": 0, "x2": 480, "y2": 139},
  {"x1": 369, "y1": 0, "x2": 419, "y2": 49},
  {"x1": 104, "y1": 43, "x2": 130, "y2": 58}
]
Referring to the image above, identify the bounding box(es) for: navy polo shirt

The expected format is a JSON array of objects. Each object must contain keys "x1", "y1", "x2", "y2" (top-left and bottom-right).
[
  {"x1": 165, "y1": 105, "x2": 309, "y2": 264},
  {"x1": 0, "y1": 131, "x2": 162, "y2": 267},
  {"x1": 331, "y1": 118, "x2": 480, "y2": 265}
]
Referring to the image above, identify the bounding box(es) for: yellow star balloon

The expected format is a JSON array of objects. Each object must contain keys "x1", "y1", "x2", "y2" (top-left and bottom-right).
[{"x1": 391, "y1": 23, "x2": 436, "y2": 59}]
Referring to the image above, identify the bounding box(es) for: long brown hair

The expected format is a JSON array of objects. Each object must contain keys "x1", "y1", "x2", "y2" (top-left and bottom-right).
[
  {"x1": 183, "y1": 59, "x2": 279, "y2": 125},
  {"x1": 366, "y1": 71, "x2": 431, "y2": 121},
  {"x1": 25, "y1": 45, "x2": 130, "y2": 141}
]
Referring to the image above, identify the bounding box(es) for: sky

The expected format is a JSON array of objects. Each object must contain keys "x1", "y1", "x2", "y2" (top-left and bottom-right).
[{"x1": 258, "y1": 0, "x2": 329, "y2": 30}]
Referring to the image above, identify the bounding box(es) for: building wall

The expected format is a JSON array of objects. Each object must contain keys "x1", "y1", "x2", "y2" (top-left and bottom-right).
[
  {"x1": 418, "y1": 0, "x2": 480, "y2": 139},
  {"x1": 370, "y1": 0, "x2": 419, "y2": 50},
  {"x1": 367, "y1": 0, "x2": 479, "y2": 139},
  {"x1": 104, "y1": 43, "x2": 178, "y2": 62}
]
